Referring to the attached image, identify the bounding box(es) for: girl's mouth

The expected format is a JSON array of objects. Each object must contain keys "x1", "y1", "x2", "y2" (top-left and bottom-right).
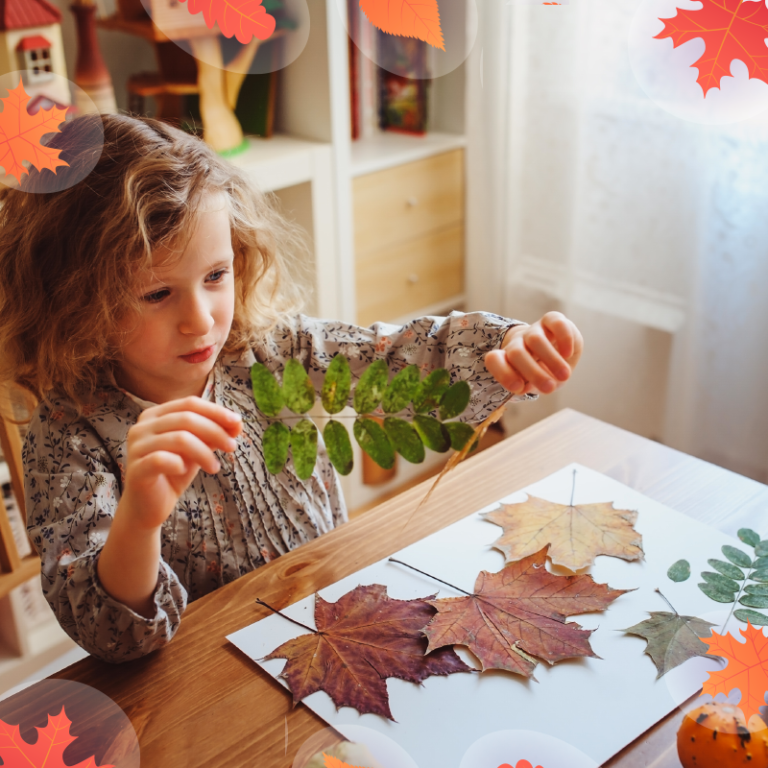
[{"x1": 179, "y1": 345, "x2": 215, "y2": 364}]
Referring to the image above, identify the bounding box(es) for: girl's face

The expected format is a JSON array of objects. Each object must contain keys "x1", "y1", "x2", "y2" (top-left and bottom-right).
[{"x1": 113, "y1": 198, "x2": 236, "y2": 404}]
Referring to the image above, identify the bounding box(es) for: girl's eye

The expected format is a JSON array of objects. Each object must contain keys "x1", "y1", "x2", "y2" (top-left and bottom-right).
[
  {"x1": 143, "y1": 288, "x2": 169, "y2": 304},
  {"x1": 208, "y1": 269, "x2": 228, "y2": 283}
]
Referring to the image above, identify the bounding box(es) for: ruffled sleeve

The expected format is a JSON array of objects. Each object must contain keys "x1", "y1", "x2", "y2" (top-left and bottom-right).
[
  {"x1": 261, "y1": 309, "x2": 538, "y2": 423},
  {"x1": 23, "y1": 398, "x2": 188, "y2": 663}
]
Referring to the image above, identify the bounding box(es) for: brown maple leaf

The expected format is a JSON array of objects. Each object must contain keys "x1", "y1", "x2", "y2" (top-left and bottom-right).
[
  {"x1": 700, "y1": 622, "x2": 768, "y2": 721},
  {"x1": 655, "y1": 0, "x2": 768, "y2": 96},
  {"x1": 0, "y1": 78, "x2": 69, "y2": 184},
  {"x1": 360, "y1": 0, "x2": 445, "y2": 51},
  {"x1": 263, "y1": 584, "x2": 472, "y2": 721},
  {"x1": 423, "y1": 546, "x2": 631, "y2": 677},
  {"x1": 0, "y1": 706, "x2": 114, "y2": 768},
  {"x1": 483, "y1": 493, "x2": 644, "y2": 572}
]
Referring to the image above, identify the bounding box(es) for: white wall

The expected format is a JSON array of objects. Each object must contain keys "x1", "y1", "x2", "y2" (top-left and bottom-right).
[{"x1": 499, "y1": 286, "x2": 673, "y2": 447}]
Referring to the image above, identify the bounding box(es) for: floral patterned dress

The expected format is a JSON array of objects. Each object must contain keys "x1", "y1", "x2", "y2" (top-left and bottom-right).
[{"x1": 23, "y1": 311, "x2": 536, "y2": 662}]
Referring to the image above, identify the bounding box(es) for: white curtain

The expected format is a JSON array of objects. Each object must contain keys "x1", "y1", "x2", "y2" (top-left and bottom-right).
[{"x1": 466, "y1": 0, "x2": 768, "y2": 482}]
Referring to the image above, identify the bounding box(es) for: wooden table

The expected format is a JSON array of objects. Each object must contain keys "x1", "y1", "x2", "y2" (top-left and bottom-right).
[{"x1": 3, "y1": 409, "x2": 767, "y2": 767}]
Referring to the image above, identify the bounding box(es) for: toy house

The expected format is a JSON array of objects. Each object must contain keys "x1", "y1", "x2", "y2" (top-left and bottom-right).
[{"x1": 0, "y1": 0, "x2": 69, "y2": 105}]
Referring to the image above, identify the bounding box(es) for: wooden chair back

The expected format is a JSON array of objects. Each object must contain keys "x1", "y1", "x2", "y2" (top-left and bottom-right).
[{"x1": 0, "y1": 386, "x2": 40, "y2": 598}]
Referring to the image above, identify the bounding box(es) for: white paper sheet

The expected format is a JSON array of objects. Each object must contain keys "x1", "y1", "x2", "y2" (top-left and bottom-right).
[{"x1": 227, "y1": 463, "x2": 758, "y2": 768}]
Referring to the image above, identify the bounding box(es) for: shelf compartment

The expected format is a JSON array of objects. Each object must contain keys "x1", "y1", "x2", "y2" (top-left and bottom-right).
[
  {"x1": 351, "y1": 132, "x2": 466, "y2": 178},
  {"x1": 356, "y1": 224, "x2": 465, "y2": 326},
  {"x1": 227, "y1": 134, "x2": 332, "y2": 193},
  {"x1": 353, "y1": 148, "x2": 464, "y2": 254}
]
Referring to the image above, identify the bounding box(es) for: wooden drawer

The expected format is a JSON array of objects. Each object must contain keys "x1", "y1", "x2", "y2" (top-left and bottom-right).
[
  {"x1": 356, "y1": 224, "x2": 464, "y2": 326},
  {"x1": 353, "y1": 150, "x2": 464, "y2": 254}
]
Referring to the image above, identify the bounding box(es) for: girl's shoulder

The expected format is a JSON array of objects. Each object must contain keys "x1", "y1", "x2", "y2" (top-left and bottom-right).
[{"x1": 27, "y1": 377, "x2": 140, "y2": 446}]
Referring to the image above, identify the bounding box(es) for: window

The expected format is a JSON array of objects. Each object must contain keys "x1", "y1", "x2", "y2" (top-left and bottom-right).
[{"x1": 16, "y1": 37, "x2": 54, "y2": 84}]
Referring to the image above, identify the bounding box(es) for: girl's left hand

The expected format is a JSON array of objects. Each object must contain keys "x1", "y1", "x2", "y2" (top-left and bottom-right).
[{"x1": 485, "y1": 311, "x2": 583, "y2": 396}]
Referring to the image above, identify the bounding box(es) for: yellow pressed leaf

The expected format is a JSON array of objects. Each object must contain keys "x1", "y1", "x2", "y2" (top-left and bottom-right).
[{"x1": 484, "y1": 493, "x2": 644, "y2": 571}]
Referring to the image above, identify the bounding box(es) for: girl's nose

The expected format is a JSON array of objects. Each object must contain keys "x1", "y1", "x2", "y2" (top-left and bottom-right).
[{"x1": 178, "y1": 292, "x2": 215, "y2": 336}]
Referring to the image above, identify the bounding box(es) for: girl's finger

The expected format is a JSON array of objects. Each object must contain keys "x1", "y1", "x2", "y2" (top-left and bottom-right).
[
  {"x1": 485, "y1": 350, "x2": 526, "y2": 394},
  {"x1": 503, "y1": 344, "x2": 556, "y2": 392},
  {"x1": 136, "y1": 450, "x2": 188, "y2": 479},
  {"x1": 131, "y1": 431, "x2": 221, "y2": 475},
  {"x1": 524, "y1": 329, "x2": 570, "y2": 381},
  {"x1": 542, "y1": 313, "x2": 575, "y2": 361},
  {"x1": 139, "y1": 411, "x2": 238, "y2": 453},
  {"x1": 140, "y1": 396, "x2": 243, "y2": 437}
]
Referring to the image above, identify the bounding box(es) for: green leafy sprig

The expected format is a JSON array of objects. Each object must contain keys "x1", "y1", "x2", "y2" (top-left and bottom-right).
[
  {"x1": 250, "y1": 356, "x2": 478, "y2": 480},
  {"x1": 697, "y1": 527, "x2": 768, "y2": 627}
]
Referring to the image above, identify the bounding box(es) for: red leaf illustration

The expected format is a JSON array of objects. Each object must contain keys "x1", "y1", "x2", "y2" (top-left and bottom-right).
[
  {"x1": 0, "y1": 706, "x2": 114, "y2": 768},
  {"x1": 655, "y1": 0, "x2": 768, "y2": 96},
  {"x1": 264, "y1": 584, "x2": 471, "y2": 720},
  {"x1": 360, "y1": 0, "x2": 445, "y2": 51},
  {"x1": 180, "y1": 0, "x2": 277, "y2": 44},
  {"x1": 700, "y1": 622, "x2": 768, "y2": 722},
  {"x1": 0, "y1": 78, "x2": 69, "y2": 184}
]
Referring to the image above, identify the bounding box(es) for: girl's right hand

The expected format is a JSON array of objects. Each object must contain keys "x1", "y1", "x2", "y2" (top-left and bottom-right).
[{"x1": 120, "y1": 397, "x2": 243, "y2": 531}]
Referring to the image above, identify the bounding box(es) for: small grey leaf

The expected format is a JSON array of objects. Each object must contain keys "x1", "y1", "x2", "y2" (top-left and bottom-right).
[
  {"x1": 701, "y1": 572, "x2": 739, "y2": 592},
  {"x1": 698, "y1": 582, "x2": 736, "y2": 604},
  {"x1": 722, "y1": 545, "x2": 752, "y2": 569},
  {"x1": 667, "y1": 560, "x2": 690, "y2": 582},
  {"x1": 739, "y1": 594, "x2": 768, "y2": 609},
  {"x1": 738, "y1": 528, "x2": 761, "y2": 547},
  {"x1": 734, "y1": 608, "x2": 768, "y2": 626},
  {"x1": 707, "y1": 559, "x2": 745, "y2": 581}
]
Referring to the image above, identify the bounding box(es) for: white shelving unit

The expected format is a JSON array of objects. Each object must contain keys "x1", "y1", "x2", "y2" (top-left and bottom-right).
[
  {"x1": 350, "y1": 131, "x2": 467, "y2": 177},
  {"x1": 0, "y1": 461, "x2": 79, "y2": 696}
]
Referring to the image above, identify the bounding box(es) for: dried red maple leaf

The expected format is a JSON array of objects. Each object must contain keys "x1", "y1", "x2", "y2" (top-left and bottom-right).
[
  {"x1": 264, "y1": 584, "x2": 471, "y2": 720},
  {"x1": 0, "y1": 78, "x2": 68, "y2": 184},
  {"x1": 483, "y1": 493, "x2": 643, "y2": 572},
  {"x1": 423, "y1": 546, "x2": 631, "y2": 677},
  {"x1": 180, "y1": 0, "x2": 276, "y2": 43},
  {"x1": 360, "y1": 0, "x2": 445, "y2": 51},
  {"x1": 700, "y1": 622, "x2": 768, "y2": 721},
  {"x1": 655, "y1": 0, "x2": 768, "y2": 96},
  {"x1": 0, "y1": 706, "x2": 113, "y2": 768}
]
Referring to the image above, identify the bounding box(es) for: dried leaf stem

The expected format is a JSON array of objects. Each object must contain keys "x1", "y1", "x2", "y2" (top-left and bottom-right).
[
  {"x1": 655, "y1": 588, "x2": 723, "y2": 659},
  {"x1": 388, "y1": 557, "x2": 473, "y2": 596},
  {"x1": 654, "y1": 587, "x2": 678, "y2": 615},
  {"x1": 570, "y1": 468, "x2": 577, "y2": 507},
  {"x1": 255, "y1": 598, "x2": 317, "y2": 634},
  {"x1": 398, "y1": 400, "x2": 509, "y2": 537}
]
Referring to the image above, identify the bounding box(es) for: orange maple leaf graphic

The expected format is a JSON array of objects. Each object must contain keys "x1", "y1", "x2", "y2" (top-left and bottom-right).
[
  {"x1": 180, "y1": 0, "x2": 276, "y2": 43},
  {"x1": 360, "y1": 0, "x2": 445, "y2": 51},
  {"x1": 322, "y1": 753, "x2": 368, "y2": 768},
  {"x1": 499, "y1": 761, "x2": 544, "y2": 768},
  {"x1": 655, "y1": 0, "x2": 768, "y2": 96},
  {"x1": 0, "y1": 706, "x2": 114, "y2": 768},
  {"x1": 0, "y1": 78, "x2": 69, "y2": 185},
  {"x1": 700, "y1": 622, "x2": 768, "y2": 722}
]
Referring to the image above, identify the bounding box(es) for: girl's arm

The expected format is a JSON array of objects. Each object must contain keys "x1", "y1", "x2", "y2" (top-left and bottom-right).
[
  {"x1": 23, "y1": 396, "x2": 239, "y2": 662},
  {"x1": 266, "y1": 310, "x2": 538, "y2": 425},
  {"x1": 96, "y1": 397, "x2": 242, "y2": 620}
]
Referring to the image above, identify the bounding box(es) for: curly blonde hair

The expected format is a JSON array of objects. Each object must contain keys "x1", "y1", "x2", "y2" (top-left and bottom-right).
[{"x1": 0, "y1": 114, "x2": 313, "y2": 418}]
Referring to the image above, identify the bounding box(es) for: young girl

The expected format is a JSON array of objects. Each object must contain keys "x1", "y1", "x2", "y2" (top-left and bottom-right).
[{"x1": 0, "y1": 114, "x2": 583, "y2": 663}]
